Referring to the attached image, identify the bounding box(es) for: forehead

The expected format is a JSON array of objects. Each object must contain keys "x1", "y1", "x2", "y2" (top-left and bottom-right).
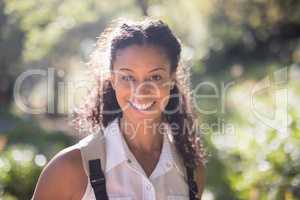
[{"x1": 112, "y1": 45, "x2": 171, "y2": 72}]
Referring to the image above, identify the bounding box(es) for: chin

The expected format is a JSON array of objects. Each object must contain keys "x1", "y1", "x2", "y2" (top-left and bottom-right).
[{"x1": 123, "y1": 108, "x2": 162, "y2": 124}]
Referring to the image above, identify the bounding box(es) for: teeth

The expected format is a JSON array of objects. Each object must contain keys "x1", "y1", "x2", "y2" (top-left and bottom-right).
[{"x1": 130, "y1": 101, "x2": 154, "y2": 111}]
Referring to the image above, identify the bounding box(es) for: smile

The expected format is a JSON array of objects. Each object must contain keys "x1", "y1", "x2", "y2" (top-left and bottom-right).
[{"x1": 129, "y1": 101, "x2": 155, "y2": 111}]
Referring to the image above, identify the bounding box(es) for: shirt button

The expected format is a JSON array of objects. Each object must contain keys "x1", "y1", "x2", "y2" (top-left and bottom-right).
[
  {"x1": 146, "y1": 185, "x2": 152, "y2": 190},
  {"x1": 166, "y1": 162, "x2": 172, "y2": 168}
]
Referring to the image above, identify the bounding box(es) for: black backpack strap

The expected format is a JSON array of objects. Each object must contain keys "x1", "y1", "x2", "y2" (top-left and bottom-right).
[
  {"x1": 186, "y1": 166, "x2": 200, "y2": 200},
  {"x1": 88, "y1": 159, "x2": 109, "y2": 200}
]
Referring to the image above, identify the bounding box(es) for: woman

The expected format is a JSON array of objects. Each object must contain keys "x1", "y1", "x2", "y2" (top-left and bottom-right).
[{"x1": 33, "y1": 17, "x2": 206, "y2": 200}]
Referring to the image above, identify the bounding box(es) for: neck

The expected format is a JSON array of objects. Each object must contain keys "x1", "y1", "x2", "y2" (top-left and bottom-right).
[{"x1": 119, "y1": 116, "x2": 163, "y2": 153}]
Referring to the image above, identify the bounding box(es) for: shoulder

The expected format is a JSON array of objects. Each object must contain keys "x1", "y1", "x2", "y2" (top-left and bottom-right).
[{"x1": 32, "y1": 145, "x2": 88, "y2": 200}]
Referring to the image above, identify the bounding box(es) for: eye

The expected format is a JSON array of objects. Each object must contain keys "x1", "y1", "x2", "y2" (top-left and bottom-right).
[
  {"x1": 149, "y1": 74, "x2": 162, "y2": 81},
  {"x1": 121, "y1": 75, "x2": 135, "y2": 82}
]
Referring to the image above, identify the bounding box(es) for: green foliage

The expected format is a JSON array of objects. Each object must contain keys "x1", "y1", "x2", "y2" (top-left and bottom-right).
[
  {"x1": 0, "y1": 110, "x2": 74, "y2": 199},
  {"x1": 4, "y1": 0, "x2": 97, "y2": 62},
  {"x1": 0, "y1": 110, "x2": 75, "y2": 158},
  {"x1": 4, "y1": 121, "x2": 74, "y2": 158},
  {"x1": 3, "y1": 0, "x2": 138, "y2": 62},
  {"x1": 202, "y1": 72, "x2": 300, "y2": 199},
  {"x1": 202, "y1": 0, "x2": 300, "y2": 77},
  {"x1": 0, "y1": 145, "x2": 44, "y2": 200}
]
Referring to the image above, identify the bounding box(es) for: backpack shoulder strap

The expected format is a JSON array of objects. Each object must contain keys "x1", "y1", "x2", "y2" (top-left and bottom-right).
[
  {"x1": 77, "y1": 132, "x2": 108, "y2": 199},
  {"x1": 77, "y1": 132, "x2": 107, "y2": 175},
  {"x1": 88, "y1": 159, "x2": 108, "y2": 200}
]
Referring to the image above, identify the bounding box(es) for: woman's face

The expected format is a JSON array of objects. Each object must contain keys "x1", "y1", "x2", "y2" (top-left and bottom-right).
[{"x1": 111, "y1": 44, "x2": 174, "y2": 124}]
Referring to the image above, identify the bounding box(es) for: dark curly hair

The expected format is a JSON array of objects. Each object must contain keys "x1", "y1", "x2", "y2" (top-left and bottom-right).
[{"x1": 73, "y1": 17, "x2": 206, "y2": 168}]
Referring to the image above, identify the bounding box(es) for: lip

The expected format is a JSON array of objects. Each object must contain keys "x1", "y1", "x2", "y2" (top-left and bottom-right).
[{"x1": 128, "y1": 101, "x2": 156, "y2": 111}]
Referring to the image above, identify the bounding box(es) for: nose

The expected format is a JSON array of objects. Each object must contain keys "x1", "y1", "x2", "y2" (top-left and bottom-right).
[{"x1": 134, "y1": 81, "x2": 156, "y2": 97}]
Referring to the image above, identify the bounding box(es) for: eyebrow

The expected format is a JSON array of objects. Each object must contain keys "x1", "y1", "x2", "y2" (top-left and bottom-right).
[
  {"x1": 119, "y1": 68, "x2": 133, "y2": 72},
  {"x1": 148, "y1": 67, "x2": 166, "y2": 73},
  {"x1": 118, "y1": 67, "x2": 166, "y2": 73}
]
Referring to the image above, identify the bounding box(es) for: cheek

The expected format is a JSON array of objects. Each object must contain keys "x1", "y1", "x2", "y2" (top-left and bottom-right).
[
  {"x1": 114, "y1": 85, "x2": 131, "y2": 105},
  {"x1": 156, "y1": 86, "x2": 171, "y2": 108}
]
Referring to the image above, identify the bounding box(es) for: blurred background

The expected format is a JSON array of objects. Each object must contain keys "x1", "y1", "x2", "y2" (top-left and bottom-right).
[{"x1": 0, "y1": 0, "x2": 300, "y2": 199}]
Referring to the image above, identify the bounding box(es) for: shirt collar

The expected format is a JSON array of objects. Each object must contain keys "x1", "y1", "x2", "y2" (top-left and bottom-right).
[
  {"x1": 104, "y1": 118, "x2": 128, "y2": 173},
  {"x1": 163, "y1": 123, "x2": 186, "y2": 178},
  {"x1": 104, "y1": 118, "x2": 186, "y2": 177}
]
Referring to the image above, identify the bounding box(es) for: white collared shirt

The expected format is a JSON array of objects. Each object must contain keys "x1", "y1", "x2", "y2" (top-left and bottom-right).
[{"x1": 78, "y1": 118, "x2": 189, "y2": 200}]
